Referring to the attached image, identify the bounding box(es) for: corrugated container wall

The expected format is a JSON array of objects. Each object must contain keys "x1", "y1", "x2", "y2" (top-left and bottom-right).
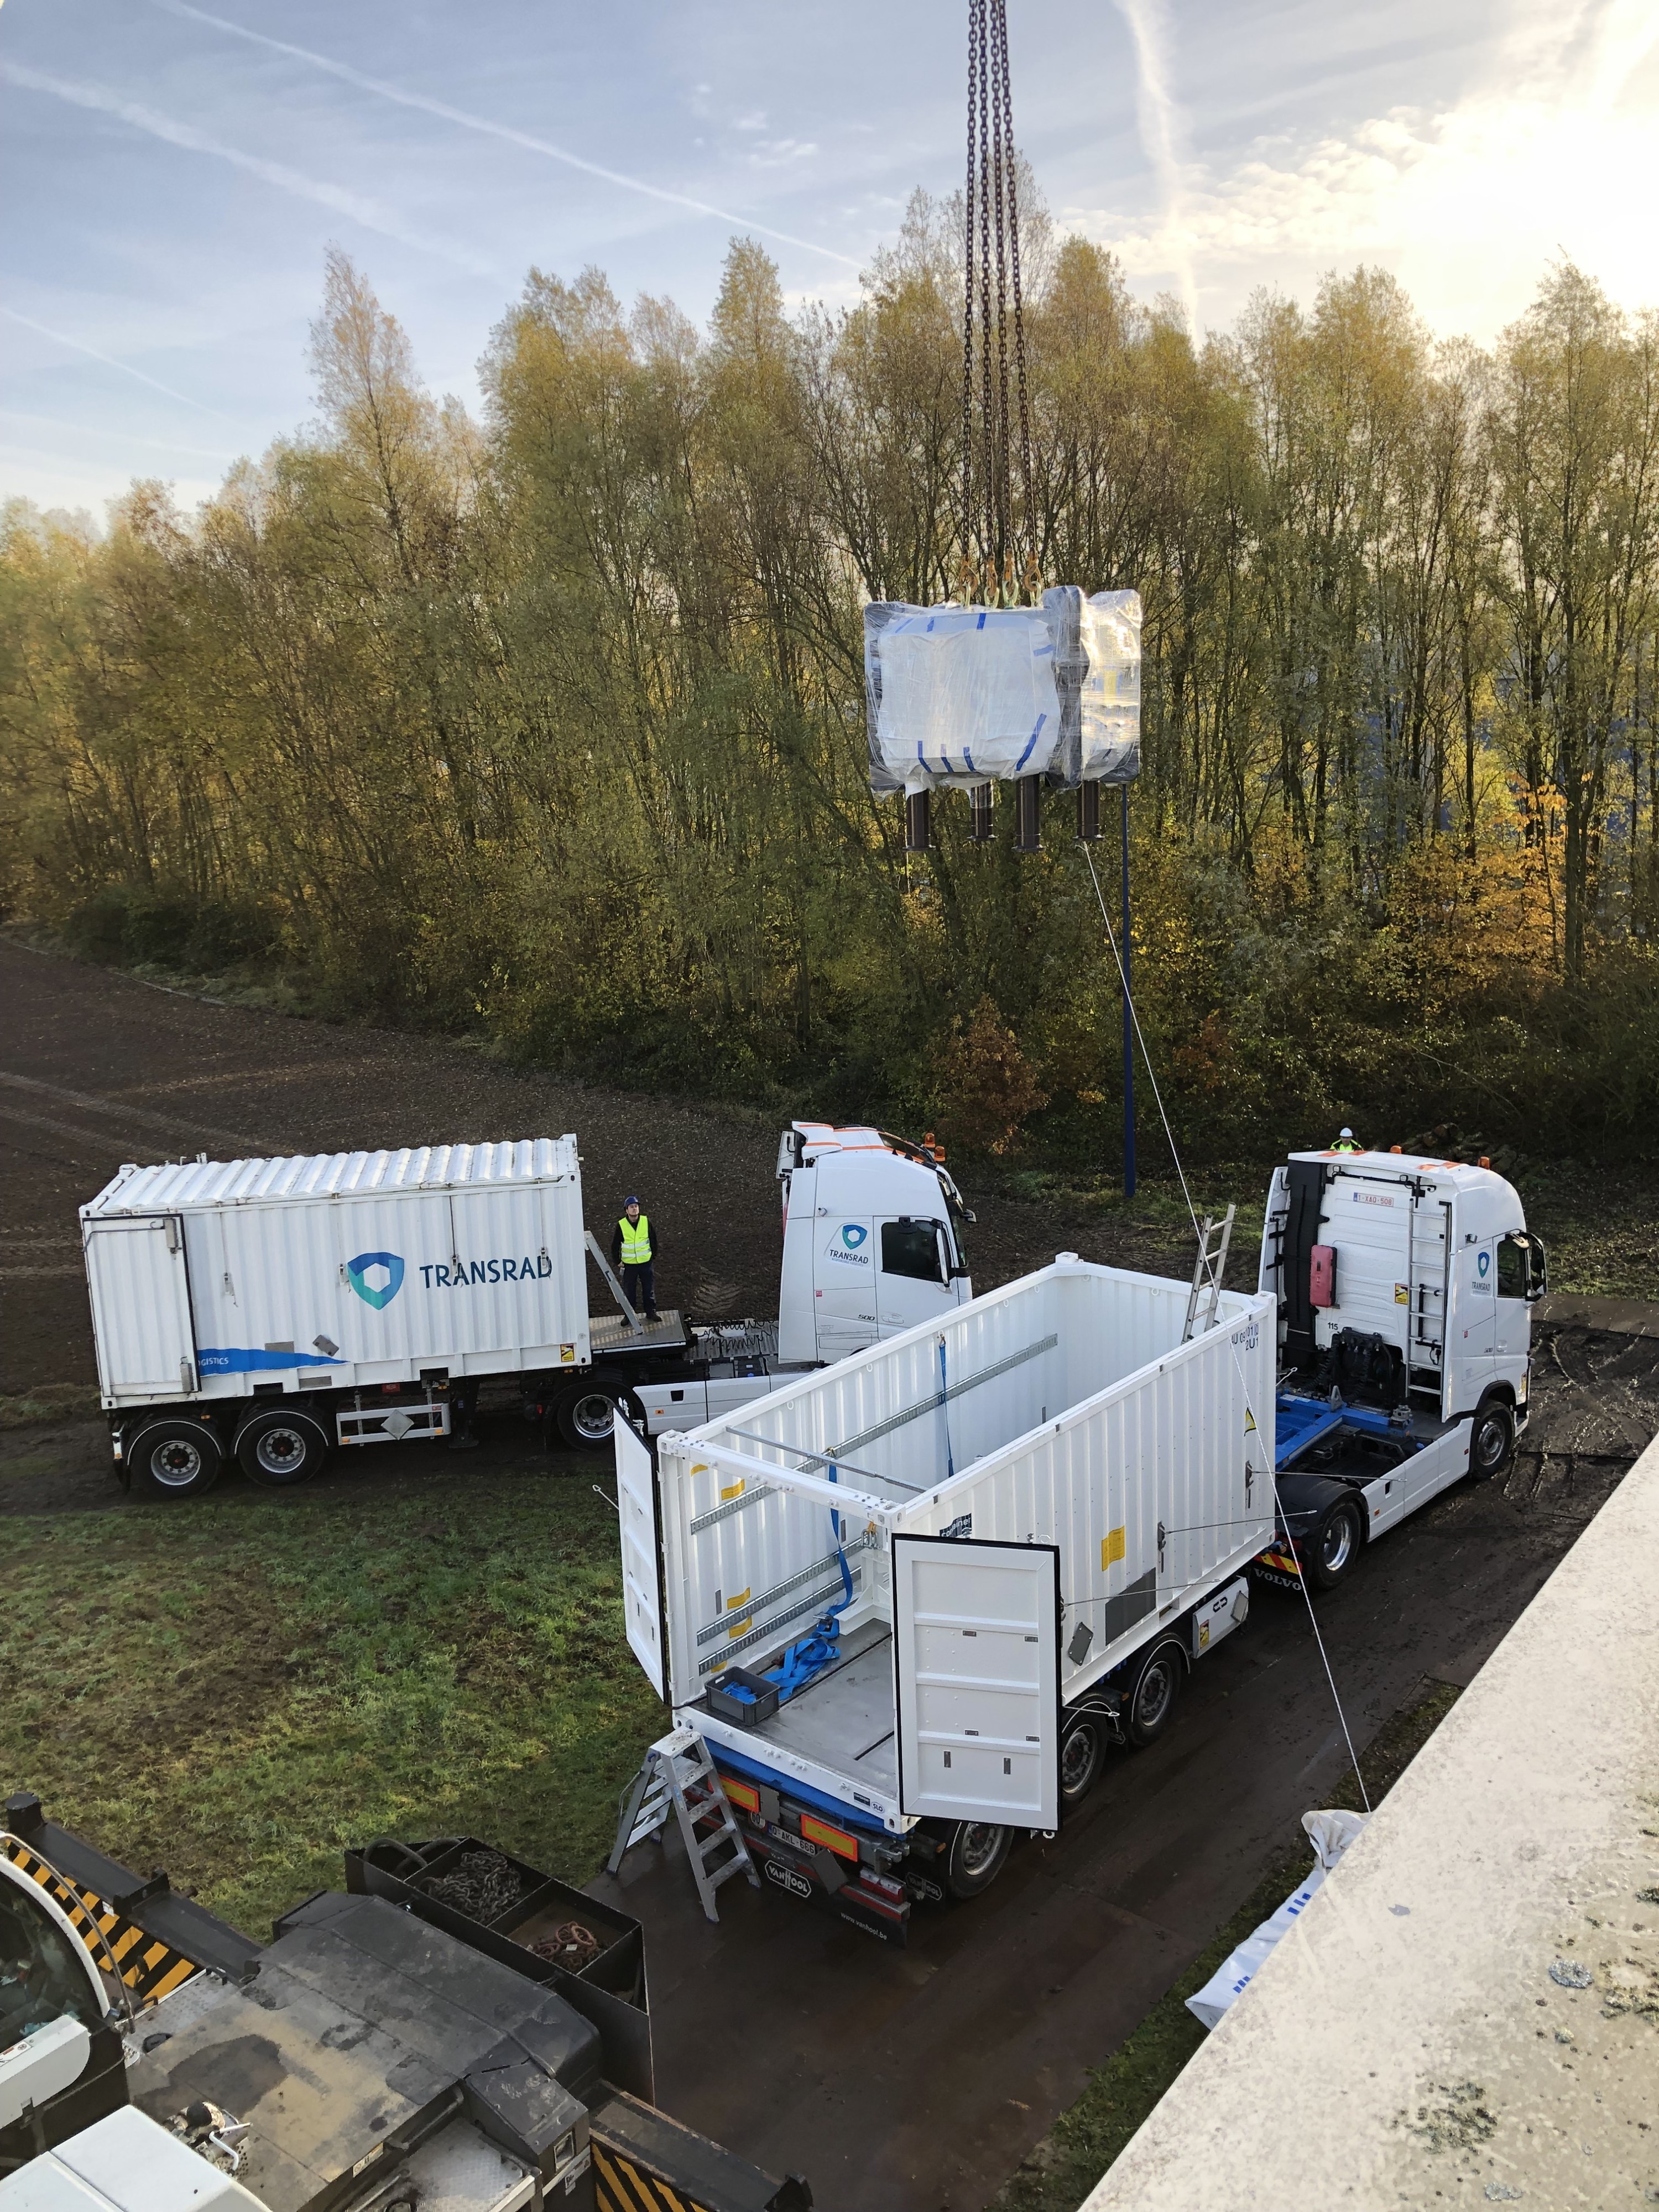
[
  {"x1": 80, "y1": 1141, "x2": 589, "y2": 1407},
  {"x1": 656, "y1": 1260, "x2": 1277, "y2": 1711}
]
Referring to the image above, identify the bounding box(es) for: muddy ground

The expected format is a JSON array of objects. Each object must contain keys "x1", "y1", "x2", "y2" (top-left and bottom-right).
[{"x1": 4, "y1": 936, "x2": 1659, "y2": 2210}]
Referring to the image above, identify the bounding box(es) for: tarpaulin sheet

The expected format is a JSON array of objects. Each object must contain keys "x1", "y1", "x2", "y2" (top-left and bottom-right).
[{"x1": 864, "y1": 586, "x2": 1141, "y2": 794}]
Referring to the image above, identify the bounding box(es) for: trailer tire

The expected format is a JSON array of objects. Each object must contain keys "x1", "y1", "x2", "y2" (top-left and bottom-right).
[
  {"x1": 1126, "y1": 1640, "x2": 1185, "y2": 1748},
  {"x1": 943, "y1": 1820, "x2": 1011, "y2": 1898},
  {"x1": 1470, "y1": 1396, "x2": 1515, "y2": 1480},
  {"x1": 554, "y1": 1384, "x2": 628, "y2": 1452},
  {"x1": 235, "y1": 1407, "x2": 330, "y2": 1487},
  {"x1": 1060, "y1": 1715, "x2": 1104, "y2": 1807},
  {"x1": 126, "y1": 1418, "x2": 223, "y2": 1500},
  {"x1": 1304, "y1": 1498, "x2": 1364, "y2": 1592}
]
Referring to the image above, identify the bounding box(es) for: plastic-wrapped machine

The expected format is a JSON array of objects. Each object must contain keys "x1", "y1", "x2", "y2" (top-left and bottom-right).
[{"x1": 864, "y1": 586, "x2": 1141, "y2": 795}]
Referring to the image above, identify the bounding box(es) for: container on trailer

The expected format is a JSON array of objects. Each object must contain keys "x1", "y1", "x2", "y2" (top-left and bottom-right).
[
  {"x1": 626, "y1": 1257, "x2": 1277, "y2": 1856},
  {"x1": 80, "y1": 1140, "x2": 589, "y2": 1408}
]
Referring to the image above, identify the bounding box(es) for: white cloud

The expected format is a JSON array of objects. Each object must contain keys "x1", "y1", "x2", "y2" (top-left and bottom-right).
[{"x1": 1076, "y1": 0, "x2": 1659, "y2": 338}]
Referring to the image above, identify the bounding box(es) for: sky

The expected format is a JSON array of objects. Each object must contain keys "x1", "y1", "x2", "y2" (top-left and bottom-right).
[{"x1": 3, "y1": 0, "x2": 1657, "y2": 520}]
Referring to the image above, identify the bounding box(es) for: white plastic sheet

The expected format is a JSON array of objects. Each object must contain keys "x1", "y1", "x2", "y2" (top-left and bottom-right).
[
  {"x1": 1185, "y1": 1809, "x2": 1369, "y2": 2031},
  {"x1": 864, "y1": 586, "x2": 1141, "y2": 794}
]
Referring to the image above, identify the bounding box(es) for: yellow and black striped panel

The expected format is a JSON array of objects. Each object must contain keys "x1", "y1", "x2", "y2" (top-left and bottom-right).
[
  {"x1": 593, "y1": 2140, "x2": 713, "y2": 2212},
  {"x1": 2, "y1": 1839, "x2": 200, "y2": 2006}
]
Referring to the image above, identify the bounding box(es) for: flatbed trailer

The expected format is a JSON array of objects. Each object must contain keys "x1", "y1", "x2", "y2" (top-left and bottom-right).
[{"x1": 81, "y1": 1122, "x2": 974, "y2": 1495}]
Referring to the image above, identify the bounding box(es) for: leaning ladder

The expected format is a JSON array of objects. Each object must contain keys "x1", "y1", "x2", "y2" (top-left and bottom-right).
[
  {"x1": 607, "y1": 1725, "x2": 759, "y2": 1924},
  {"x1": 1182, "y1": 1204, "x2": 1237, "y2": 1342}
]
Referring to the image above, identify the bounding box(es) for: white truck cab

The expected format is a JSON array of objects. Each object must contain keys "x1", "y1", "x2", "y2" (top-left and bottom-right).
[
  {"x1": 623, "y1": 1122, "x2": 974, "y2": 1438},
  {"x1": 776, "y1": 1121, "x2": 974, "y2": 1364},
  {"x1": 1260, "y1": 1146, "x2": 1544, "y2": 1420},
  {"x1": 1256, "y1": 1145, "x2": 1548, "y2": 1589}
]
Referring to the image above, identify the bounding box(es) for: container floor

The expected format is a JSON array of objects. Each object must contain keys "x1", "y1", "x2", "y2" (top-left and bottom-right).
[{"x1": 722, "y1": 1618, "x2": 898, "y2": 1797}]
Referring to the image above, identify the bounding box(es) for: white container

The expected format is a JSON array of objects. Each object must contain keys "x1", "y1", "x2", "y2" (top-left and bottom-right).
[
  {"x1": 80, "y1": 1141, "x2": 589, "y2": 1408},
  {"x1": 627, "y1": 1258, "x2": 1276, "y2": 1835}
]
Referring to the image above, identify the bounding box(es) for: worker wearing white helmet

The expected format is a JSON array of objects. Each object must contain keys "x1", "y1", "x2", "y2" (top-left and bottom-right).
[{"x1": 1331, "y1": 1127, "x2": 1363, "y2": 1154}]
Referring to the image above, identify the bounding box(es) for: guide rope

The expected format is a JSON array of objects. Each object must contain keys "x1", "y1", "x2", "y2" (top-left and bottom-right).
[{"x1": 1079, "y1": 842, "x2": 1373, "y2": 1810}]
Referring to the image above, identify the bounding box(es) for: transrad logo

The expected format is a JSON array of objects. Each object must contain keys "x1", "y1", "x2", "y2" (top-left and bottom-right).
[
  {"x1": 763, "y1": 1858, "x2": 813, "y2": 1901},
  {"x1": 826, "y1": 1222, "x2": 872, "y2": 1268},
  {"x1": 346, "y1": 1250, "x2": 405, "y2": 1309}
]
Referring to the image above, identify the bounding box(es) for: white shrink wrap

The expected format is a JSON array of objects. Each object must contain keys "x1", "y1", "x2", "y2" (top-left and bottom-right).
[{"x1": 864, "y1": 586, "x2": 1141, "y2": 794}]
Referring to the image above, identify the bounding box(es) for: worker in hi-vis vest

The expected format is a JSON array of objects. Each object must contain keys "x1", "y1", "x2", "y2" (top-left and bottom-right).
[
  {"x1": 1331, "y1": 1126, "x2": 1363, "y2": 1153},
  {"x1": 611, "y1": 1195, "x2": 659, "y2": 1321}
]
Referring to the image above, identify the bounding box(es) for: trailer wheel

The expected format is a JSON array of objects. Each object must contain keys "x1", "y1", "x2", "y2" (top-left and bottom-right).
[
  {"x1": 126, "y1": 1418, "x2": 223, "y2": 1500},
  {"x1": 943, "y1": 1820, "x2": 1011, "y2": 1898},
  {"x1": 555, "y1": 1385, "x2": 625, "y2": 1451},
  {"x1": 1305, "y1": 1498, "x2": 1365, "y2": 1592},
  {"x1": 235, "y1": 1407, "x2": 330, "y2": 1487},
  {"x1": 1060, "y1": 1716, "x2": 1104, "y2": 1807},
  {"x1": 1126, "y1": 1640, "x2": 1185, "y2": 1747},
  {"x1": 1470, "y1": 1397, "x2": 1515, "y2": 1480}
]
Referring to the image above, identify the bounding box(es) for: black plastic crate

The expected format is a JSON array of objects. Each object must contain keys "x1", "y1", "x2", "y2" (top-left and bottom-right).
[{"x1": 706, "y1": 1666, "x2": 780, "y2": 1728}]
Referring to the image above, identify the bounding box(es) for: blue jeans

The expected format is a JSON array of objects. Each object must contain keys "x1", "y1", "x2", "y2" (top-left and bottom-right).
[{"x1": 622, "y1": 1262, "x2": 656, "y2": 1316}]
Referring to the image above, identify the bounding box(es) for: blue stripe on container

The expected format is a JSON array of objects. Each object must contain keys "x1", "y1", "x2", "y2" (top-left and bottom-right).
[{"x1": 1016, "y1": 712, "x2": 1047, "y2": 770}]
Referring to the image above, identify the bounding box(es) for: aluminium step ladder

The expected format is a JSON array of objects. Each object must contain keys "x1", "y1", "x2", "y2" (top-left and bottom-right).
[
  {"x1": 1182, "y1": 1204, "x2": 1237, "y2": 1341},
  {"x1": 607, "y1": 1725, "x2": 759, "y2": 1924}
]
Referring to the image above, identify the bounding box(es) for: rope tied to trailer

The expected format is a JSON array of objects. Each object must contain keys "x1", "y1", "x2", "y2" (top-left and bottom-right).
[{"x1": 1079, "y1": 841, "x2": 1374, "y2": 1813}]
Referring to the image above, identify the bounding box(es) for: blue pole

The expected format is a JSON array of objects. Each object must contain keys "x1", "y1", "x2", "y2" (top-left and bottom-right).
[{"x1": 1121, "y1": 785, "x2": 1136, "y2": 1197}]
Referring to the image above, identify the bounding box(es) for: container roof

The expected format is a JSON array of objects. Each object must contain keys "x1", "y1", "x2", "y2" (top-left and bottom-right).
[{"x1": 82, "y1": 1136, "x2": 578, "y2": 1215}]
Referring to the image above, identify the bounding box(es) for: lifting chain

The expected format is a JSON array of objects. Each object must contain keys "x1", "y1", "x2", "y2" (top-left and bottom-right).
[{"x1": 959, "y1": 0, "x2": 1037, "y2": 604}]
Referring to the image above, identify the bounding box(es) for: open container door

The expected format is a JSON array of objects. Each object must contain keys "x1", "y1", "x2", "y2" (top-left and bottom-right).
[
  {"x1": 615, "y1": 1418, "x2": 666, "y2": 1699},
  {"x1": 82, "y1": 1214, "x2": 197, "y2": 1397},
  {"x1": 894, "y1": 1534, "x2": 1060, "y2": 1830}
]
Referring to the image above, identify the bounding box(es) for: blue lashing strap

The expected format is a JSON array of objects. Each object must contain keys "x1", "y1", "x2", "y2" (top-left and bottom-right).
[
  {"x1": 760, "y1": 1460, "x2": 855, "y2": 1705},
  {"x1": 938, "y1": 1337, "x2": 957, "y2": 1482}
]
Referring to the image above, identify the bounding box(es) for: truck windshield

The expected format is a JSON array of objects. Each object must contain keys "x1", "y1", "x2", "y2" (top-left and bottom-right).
[{"x1": 0, "y1": 1885, "x2": 102, "y2": 2044}]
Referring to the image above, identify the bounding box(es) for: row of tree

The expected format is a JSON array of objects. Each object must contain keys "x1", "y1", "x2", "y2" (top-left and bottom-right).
[{"x1": 2, "y1": 208, "x2": 1656, "y2": 1163}]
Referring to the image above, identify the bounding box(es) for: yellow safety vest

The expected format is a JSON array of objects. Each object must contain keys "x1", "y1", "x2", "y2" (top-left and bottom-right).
[{"x1": 618, "y1": 1213, "x2": 652, "y2": 1264}]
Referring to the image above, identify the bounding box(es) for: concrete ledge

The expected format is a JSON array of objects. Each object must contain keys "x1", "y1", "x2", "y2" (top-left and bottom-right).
[{"x1": 1084, "y1": 1430, "x2": 1659, "y2": 2211}]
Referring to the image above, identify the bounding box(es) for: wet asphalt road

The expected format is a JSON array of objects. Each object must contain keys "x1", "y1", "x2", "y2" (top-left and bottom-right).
[{"x1": 4, "y1": 939, "x2": 1657, "y2": 2212}]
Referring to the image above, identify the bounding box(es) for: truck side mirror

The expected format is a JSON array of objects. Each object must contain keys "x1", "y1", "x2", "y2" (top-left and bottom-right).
[{"x1": 1525, "y1": 1235, "x2": 1548, "y2": 1302}]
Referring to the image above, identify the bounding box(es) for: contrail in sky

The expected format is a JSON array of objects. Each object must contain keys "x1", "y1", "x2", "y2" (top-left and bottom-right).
[
  {"x1": 1, "y1": 59, "x2": 497, "y2": 277},
  {"x1": 1113, "y1": 0, "x2": 1199, "y2": 336},
  {"x1": 154, "y1": 0, "x2": 863, "y2": 271},
  {"x1": 0, "y1": 305, "x2": 239, "y2": 420}
]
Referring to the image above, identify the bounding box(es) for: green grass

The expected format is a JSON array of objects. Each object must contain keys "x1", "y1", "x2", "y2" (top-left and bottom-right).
[
  {"x1": 990, "y1": 1678, "x2": 1465, "y2": 2212},
  {"x1": 1, "y1": 1476, "x2": 665, "y2": 1938}
]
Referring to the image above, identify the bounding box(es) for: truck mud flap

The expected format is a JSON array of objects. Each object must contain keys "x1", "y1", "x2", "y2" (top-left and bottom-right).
[
  {"x1": 1251, "y1": 1545, "x2": 1303, "y2": 1588},
  {"x1": 742, "y1": 1828, "x2": 910, "y2": 1947}
]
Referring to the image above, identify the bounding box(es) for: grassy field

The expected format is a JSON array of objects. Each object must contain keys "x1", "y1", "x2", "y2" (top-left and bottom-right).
[
  {"x1": 988, "y1": 1679, "x2": 1464, "y2": 2212},
  {"x1": 1, "y1": 1470, "x2": 665, "y2": 1937}
]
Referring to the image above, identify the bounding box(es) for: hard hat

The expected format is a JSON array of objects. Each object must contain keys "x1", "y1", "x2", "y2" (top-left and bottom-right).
[
  {"x1": 625, "y1": 1193, "x2": 640, "y2": 1205},
  {"x1": 1338, "y1": 1128, "x2": 1354, "y2": 1140}
]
